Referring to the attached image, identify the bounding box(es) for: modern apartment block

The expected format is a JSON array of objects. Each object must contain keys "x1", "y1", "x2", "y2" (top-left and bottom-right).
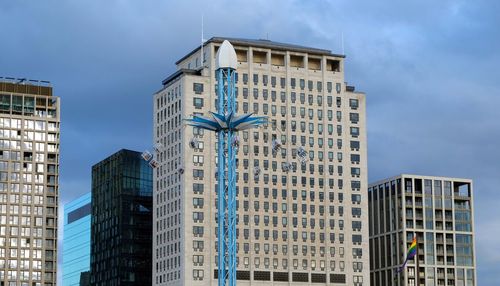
[
  {"x1": 0, "y1": 78, "x2": 60, "y2": 286},
  {"x1": 153, "y1": 37, "x2": 368, "y2": 285},
  {"x1": 63, "y1": 192, "x2": 91, "y2": 286},
  {"x1": 90, "y1": 149, "x2": 153, "y2": 286},
  {"x1": 368, "y1": 174, "x2": 476, "y2": 286}
]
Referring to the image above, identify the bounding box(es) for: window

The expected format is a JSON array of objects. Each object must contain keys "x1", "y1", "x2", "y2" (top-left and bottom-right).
[
  {"x1": 352, "y1": 221, "x2": 362, "y2": 231},
  {"x1": 350, "y1": 127, "x2": 359, "y2": 137},
  {"x1": 262, "y1": 75, "x2": 268, "y2": 86},
  {"x1": 193, "y1": 98, "x2": 204, "y2": 109},
  {"x1": 351, "y1": 181, "x2": 361, "y2": 191},
  {"x1": 193, "y1": 169, "x2": 204, "y2": 179},
  {"x1": 349, "y1": 113, "x2": 359, "y2": 123},
  {"x1": 351, "y1": 194, "x2": 361, "y2": 204},
  {"x1": 352, "y1": 235, "x2": 362, "y2": 244},
  {"x1": 351, "y1": 208, "x2": 361, "y2": 217},
  {"x1": 193, "y1": 198, "x2": 204, "y2": 208},
  {"x1": 193, "y1": 155, "x2": 204, "y2": 164},
  {"x1": 193, "y1": 212, "x2": 204, "y2": 222},
  {"x1": 351, "y1": 154, "x2": 360, "y2": 164},
  {"x1": 193, "y1": 83, "x2": 204, "y2": 94},
  {"x1": 246, "y1": 103, "x2": 257, "y2": 115},
  {"x1": 193, "y1": 183, "x2": 204, "y2": 194},
  {"x1": 352, "y1": 262, "x2": 363, "y2": 272},
  {"x1": 349, "y1": 99, "x2": 359, "y2": 109},
  {"x1": 351, "y1": 167, "x2": 360, "y2": 176},
  {"x1": 193, "y1": 240, "x2": 204, "y2": 251},
  {"x1": 350, "y1": 141, "x2": 360, "y2": 150}
]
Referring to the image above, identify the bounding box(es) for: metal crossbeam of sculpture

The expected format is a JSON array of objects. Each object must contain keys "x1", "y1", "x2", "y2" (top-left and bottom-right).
[{"x1": 186, "y1": 40, "x2": 265, "y2": 286}]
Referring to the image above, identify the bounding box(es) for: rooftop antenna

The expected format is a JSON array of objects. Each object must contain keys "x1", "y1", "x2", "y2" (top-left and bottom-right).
[
  {"x1": 201, "y1": 14, "x2": 205, "y2": 66},
  {"x1": 341, "y1": 31, "x2": 345, "y2": 55}
]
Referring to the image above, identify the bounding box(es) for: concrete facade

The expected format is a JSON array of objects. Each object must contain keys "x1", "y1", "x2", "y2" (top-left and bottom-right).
[
  {"x1": 368, "y1": 175, "x2": 476, "y2": 286},
  {"x1": 153, "y1": 37, "x2": 369, "y2": 285}
]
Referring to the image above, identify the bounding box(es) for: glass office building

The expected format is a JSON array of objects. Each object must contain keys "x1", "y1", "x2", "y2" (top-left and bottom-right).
[
  {"x1": 90, "y1": 149, "x2": 153, "y2": 286},
  {"x1": 63, "y1": 192, "x2": 91, "y2": 286}
]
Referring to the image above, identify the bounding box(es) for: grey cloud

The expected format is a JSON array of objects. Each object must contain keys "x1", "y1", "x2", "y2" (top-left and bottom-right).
[{"x1": 1, "y1": 0, "x2": 498, "y2": 284}]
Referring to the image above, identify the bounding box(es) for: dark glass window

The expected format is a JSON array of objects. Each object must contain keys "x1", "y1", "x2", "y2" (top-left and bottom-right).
[
  {"x1": 193, "y1": 83, "x2": 204, "y2": 94},
  {"x1": 68, "y1": 203, "x2": 91, "y2": 223}
]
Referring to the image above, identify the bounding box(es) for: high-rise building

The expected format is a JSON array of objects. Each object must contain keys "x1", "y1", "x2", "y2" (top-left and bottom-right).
[
  {"x1": 0, "y1": 78, "x2": 60, "y2": 285},
  {"x1": 153, "y1": 37, "x2": 369, "y2": 285},
  {"x1": 368, "y1": 174, "x2": 476, "y2": 286},
  {"x1": 90, "y1": 149, "x2": 153, "y2": 286},
  {"x1": 63, "y1": 192, "x2": 91, "y2": 286}
]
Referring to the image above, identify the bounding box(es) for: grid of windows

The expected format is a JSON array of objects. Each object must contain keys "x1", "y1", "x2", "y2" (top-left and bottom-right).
[
  {"x1": 154, "y1": 39, "x2": 368, "y2": 285},
  {"x1": 0, "y1": 82, "x2": 60, "y2": 286},
  {"x1": 368, "y1": 175, "x2": 475, "y2": 286},
  {"x1": 153, "y1": 81, "x2": 185, "y2": 285}
]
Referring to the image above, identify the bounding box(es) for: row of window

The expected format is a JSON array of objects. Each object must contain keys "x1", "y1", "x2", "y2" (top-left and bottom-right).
[
  {"x1": 194, "y1": 170, "x2": 361, "y2": 189},
  {"x1": 226, "y1": 75, "x2": 343, "y2": 95},
  {"x1": 195, "y1": 93, "x2": 359, "y2": 111},
  {"x1": 194, "y1": 184, "x2": 363, "y2": 202},
  {"x1": 191, "y1": 232, "x2": 363, "y2": 245},
  {"x1": 192, "y1": 215, "x2": 363, "y2": 232},
  {"x1": 0, "y1": 118, "x2": 58, "y2": 131}
]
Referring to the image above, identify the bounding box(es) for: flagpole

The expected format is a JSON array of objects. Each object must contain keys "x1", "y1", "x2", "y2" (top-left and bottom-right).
[{"x1": 415, "y1": 233, "x2": 420, "y2": 286}]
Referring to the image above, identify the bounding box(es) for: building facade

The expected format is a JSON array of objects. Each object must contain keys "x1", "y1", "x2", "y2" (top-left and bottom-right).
[
  {"x1": 368, "y1": 174, "x2": 476, "y2": 286},
  {"x1": 90, "y1": 149, "x2": 153, "y2": 286},
  {"x1": 153, "y1": 37, "x2": 369, "y2": 285},
  {"x1": 63, "y1": 192, "x2": 91, "y2": 286},
  {"x1": 0, "y1": 78, "x2": 60, "y2": 286}
]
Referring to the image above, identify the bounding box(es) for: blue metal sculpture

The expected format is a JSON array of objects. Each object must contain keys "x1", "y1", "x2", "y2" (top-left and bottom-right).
[{"x1": 186, "y1": 40, "x2": 266, "y2": 286}]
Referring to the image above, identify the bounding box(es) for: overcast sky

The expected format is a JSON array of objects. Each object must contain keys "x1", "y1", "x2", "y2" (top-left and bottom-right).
[{"x1": 1, "y1": 0, "x2": 499, "y2": 284}]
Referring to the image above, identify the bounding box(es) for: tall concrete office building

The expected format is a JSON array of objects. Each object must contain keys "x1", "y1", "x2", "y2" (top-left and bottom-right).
[
  {"x1": 0, "y1": 78, "x2": 60, "y2": 286},
  {"x1": 368, "y1": 175, "x2": 476, "y2": 286},
  {"x1": 63, "y1": 192, "x2": 91, "y2": 286},
  {"x1": 153, "y1": 37, "x2": 368, "y2": 285}
]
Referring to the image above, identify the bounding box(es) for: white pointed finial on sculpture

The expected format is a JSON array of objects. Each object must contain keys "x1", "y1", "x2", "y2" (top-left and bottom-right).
[{"x1": 216, "y1": 40, "x2": 238, "y2": 70}]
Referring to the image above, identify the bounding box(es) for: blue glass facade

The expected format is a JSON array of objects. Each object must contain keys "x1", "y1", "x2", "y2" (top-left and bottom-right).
[{"x1": 63, "y1": 192, "x2": 92, "y2": 286}]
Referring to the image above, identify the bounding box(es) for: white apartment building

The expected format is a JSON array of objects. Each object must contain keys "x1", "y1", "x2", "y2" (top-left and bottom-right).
[
  {"x1": 153, "y1": 37, "x2": 369, "y2": 285},
  {"x1": 368, "y1": 174, "x2": 476, "y2": 286},
  {"x1": 0, "y1": 78, "x2": 60, "y2": 286}
]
